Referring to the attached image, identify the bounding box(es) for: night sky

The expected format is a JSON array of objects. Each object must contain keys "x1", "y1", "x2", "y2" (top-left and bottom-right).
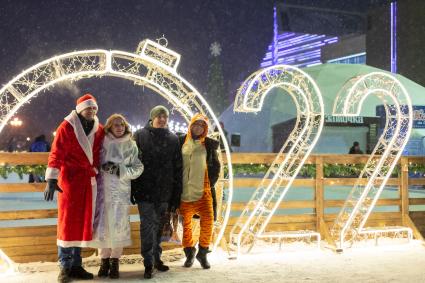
[
  {"x1": 0, "y1": 0, "x2": 273, "y2": 146},
  {"x1": 0, "y1": 0, "x2": 390, "y2": 148}
]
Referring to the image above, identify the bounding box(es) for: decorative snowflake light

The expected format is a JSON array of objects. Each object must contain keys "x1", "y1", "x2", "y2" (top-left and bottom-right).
[{"x1": 210, "y1": 42, "x2": 222, "y2": 57}]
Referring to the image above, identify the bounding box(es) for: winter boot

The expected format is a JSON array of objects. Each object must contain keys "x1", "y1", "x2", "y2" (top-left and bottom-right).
[
  {"x1": 98, "y1": 258, "x2": 110, "y2": 277},
  {"x1": 144, "y1": 265, "x2": 153, "y2": 279},
  {"x1": 69, "y1": 265, "x2": 94, "y2": 280},
  {"x1": 154, "y1": 260, "x2": 169, "y2": 272},
  {"x1": 57, "y1": 266, "x2": 71, "y2": 283},
  {"x1": 109, "y1": 258, "x2": 120, "y2": 279},
  {"x1": 196, "y1": 245, "x2": 211, "y2": 269},
  {"x1": 183, "y1": 247, "x2": 196, "y2": 268}
]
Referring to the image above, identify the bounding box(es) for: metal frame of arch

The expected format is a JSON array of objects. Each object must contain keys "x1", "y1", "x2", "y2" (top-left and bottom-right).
[
  {"x1": 0, "y1": 39, "x2": 233, "y2": 251},
  {"x1": 229, "y1": 64, "x2": 324, "y2": 257},
  {"x1": 330, "y1": 71, "x2": 413, "y2": 250}
]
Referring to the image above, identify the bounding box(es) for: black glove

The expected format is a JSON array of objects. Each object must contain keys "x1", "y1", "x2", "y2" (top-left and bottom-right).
[
  {"x1": 44, "y1": 179, "x2": 63, "y2": 201},
  {"x1": 102, "y1": 161, "x2": 120, "y2": 176}
]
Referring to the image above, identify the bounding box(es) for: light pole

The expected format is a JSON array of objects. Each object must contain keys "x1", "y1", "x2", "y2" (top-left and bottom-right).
[
  {"x1": 8, "y1": 117, "x2": 23, "y2": 151},
  {"x1": 9, "y1": 117, "x2": 22, "y2": 127}
]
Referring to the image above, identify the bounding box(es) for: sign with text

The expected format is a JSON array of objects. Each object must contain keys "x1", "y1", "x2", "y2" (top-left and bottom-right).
[
  {"x1": 412, "y1": 106, "x2": 425, "y2": 128},
  {"x1": 325, "y1": 115, "x2": 364, "y2": 124},
  {"x1": 376, "y1": 105, "x2": 425, "y2": 129}
]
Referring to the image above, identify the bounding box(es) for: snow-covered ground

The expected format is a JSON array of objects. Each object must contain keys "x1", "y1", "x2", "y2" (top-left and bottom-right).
[{"x1": 3, "y1": 241, "x2": 425, "y2": 283}]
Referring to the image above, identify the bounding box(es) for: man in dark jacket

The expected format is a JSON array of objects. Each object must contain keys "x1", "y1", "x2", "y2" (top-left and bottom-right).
[
  {"x1": 131, "y1": 105, "x2": 182, "y2": 279},
  {"x1": 349, "y1": 141, "x2": 364, "y2": 154}
]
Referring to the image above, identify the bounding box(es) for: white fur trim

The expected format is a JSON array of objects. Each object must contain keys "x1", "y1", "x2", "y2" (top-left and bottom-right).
[
  {"x1": 91, "y1": 175, "x2": 97, "y2": 233},
  {"x1": 45, "y1": 167, "x2": 60, "y2": 180},
  {"x1": 64, "y1": 110, "x2": 99, "y2": 165},
  {"x1": 57, "y1": 239, "x2": 94, "y2": 248},
  {"x1": 104, "y1": 132, "x2": 131, "y2": 146},
  {"x1": 76, "y1": 99, "x2": 98, "y2": 114}
]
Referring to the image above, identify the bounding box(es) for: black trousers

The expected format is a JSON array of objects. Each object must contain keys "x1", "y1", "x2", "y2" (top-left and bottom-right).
[{"x1": 137, "y1": 201, "x2": 168, "y2": 267}]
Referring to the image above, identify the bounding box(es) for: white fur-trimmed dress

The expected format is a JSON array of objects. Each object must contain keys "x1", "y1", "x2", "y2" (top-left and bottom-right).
[{"x1": 91, "y1": 132, "x2": 144, "y2": 249}]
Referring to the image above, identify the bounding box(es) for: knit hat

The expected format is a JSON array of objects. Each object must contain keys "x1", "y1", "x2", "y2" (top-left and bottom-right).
[
  {"x1": 76, "y1": 94, "x2": 98, "y2": 114},
  {"x1": 150, "y1": 105, "x2": 169, "y2": 120}
]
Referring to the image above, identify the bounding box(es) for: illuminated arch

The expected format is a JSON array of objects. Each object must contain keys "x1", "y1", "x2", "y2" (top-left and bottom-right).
[{"x1": 0, "y1": 39, "x2": 233, "y2": 251}]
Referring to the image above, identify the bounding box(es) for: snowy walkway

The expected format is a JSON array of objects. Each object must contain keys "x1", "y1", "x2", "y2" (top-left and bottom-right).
[{"x1": 4, "y1": 241, "x2": 425, "y2": 283}]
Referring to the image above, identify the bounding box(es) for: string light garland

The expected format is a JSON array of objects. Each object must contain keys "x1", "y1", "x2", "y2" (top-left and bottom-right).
[
  {"x1": 0, "y1": 39, "x2": 233, "y2": 252},
  {"x1": 330, "y1": 72, "x2": 413, "y2": 251},
  {"x1": 229, "y1": 64, "x2": 324, "y2": 257}
]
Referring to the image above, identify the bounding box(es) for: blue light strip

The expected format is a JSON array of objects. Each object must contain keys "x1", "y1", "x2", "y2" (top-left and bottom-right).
[
  {"x1": 390, "y1": 1, "x2": 397, "y2": 73},
  {"x1": 277, "y1": 32, "x2": 296, "y2": 40},
  {"x1": 261, "y1": 61, "x2": 273, "y2": 67},
  {"x1": 327, "y1": 52, "x2": 367, "y2": 63},
  {"x1": 276, "y1": 41, "x2": 326, "y2": 57},
  {"x1": 272, "y1": 6, "x2": 278, "y2": 65},
  {"x1": 276, "y1": 34, "x2": 322, "y2": 49},
  {"x1": 263, "y1": 35, "x2": 330, "y2": 60},
  {"x1": 261, "y1": 31, "x2": 338, "y2": 68}
]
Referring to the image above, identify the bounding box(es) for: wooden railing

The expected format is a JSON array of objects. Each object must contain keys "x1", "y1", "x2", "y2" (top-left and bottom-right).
[{"x1": 0, "y1": 153, "x2": 425, "y2": 263}]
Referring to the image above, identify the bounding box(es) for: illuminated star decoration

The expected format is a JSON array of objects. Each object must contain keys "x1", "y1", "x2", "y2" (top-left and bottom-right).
[{"x1": 210, "y1": 42, "x2": 222, "y2": 57}]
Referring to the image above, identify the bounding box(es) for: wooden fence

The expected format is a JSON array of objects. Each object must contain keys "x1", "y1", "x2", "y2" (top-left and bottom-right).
[{"x1": 0, "y1": 153, "x2": 424, "y2": 263}]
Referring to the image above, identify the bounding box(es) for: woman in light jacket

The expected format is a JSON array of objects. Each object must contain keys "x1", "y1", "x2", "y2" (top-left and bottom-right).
[
  {"x1": 91, "y1": 113, "x2": 144, "y2": 279},
  {"x1": 178, "y1": 113, "x2": 220, "y2": 269}
]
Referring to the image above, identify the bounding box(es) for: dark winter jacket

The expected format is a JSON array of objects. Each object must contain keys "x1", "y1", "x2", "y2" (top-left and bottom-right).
[
  {"x1": 131, "y1": 123, "x2": 183, "y2": 211},
  {"x1": 29, "y1": 135, "x2": 50, "y2": 152},
  {"x1": 78, "y1": 114, "x2": 95, "y2": 135},
  {"x1": 178, "y1": 134, "x2": 221, "y2": 220},
  {"x1": 349, "y1": 146, "x2": 363, "y2": 154}
]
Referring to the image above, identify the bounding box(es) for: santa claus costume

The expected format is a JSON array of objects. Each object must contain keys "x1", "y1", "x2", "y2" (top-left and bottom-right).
[{"x1": 45, "y1": 93, "x2": 104, "y2": 281}]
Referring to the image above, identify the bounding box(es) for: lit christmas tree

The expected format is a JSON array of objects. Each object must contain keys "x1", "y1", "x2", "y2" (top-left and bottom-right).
[{"x1": 207, "y1": 42, "x2": 228, "y2": 115}]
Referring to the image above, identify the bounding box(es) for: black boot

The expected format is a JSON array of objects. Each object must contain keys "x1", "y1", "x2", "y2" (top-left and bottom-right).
[
  {"x1": 109, "y1": 258, "x2": 119, "y2": 279},
  {"x1": 144, "y1": 265, "x2": 153, "y2": 279},
  {"x1": 69, "y1": 265, "x2": 94, "y2": 280},
  {"x1": 196, "y1": 245, "x2": 211, "y2": 269},
  {"x1": 57, "y1": 266, "x2": 71, "y2": 283},
  {"x1": 183, "y1": 247, "x2": 196, "y2": 268},
  {"x1": 154, "y1": 260, "x2": 169, "y2": 272},
  {"x1": 98, "y1": 258, "x2": 110, "y2": 278}
]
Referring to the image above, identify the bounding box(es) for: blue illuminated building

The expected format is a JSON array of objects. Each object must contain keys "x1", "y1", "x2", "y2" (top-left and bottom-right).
[
  {"x1": 262, "y1": 1, "x2": 401, "y2": 70},
  {"x1": 261, "y1": 5, "x2": 339, "y2": 68},
  {"x1": 390, "y1": 1, "x2": 397, "y2": 73},
  {"x1": 327, "y1": 52, "x2": 366, "y2": 65},
  {"x1": 260, "y1": 32, "x2": 339, "y2": 68}
]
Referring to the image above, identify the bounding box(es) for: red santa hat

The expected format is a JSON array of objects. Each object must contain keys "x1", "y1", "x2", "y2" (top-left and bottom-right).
[{"x1": 76, "y1": 93, "x2": 98, "y2": 114}]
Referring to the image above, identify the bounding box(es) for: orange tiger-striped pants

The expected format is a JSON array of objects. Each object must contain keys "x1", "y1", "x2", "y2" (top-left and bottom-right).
[{"x1": 179, "y1": 189, "x2": 214, "y2": 248}]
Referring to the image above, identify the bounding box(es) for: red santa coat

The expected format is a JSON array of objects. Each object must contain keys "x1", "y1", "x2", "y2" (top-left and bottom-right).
[{"x1": 45, "y1": 110, "x2": 104, "y2": 247}]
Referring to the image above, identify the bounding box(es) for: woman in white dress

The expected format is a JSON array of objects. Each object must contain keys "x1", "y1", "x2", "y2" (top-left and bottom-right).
[{"x1": 91, "y1": 113, "x2": 144, "y2": 279}]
